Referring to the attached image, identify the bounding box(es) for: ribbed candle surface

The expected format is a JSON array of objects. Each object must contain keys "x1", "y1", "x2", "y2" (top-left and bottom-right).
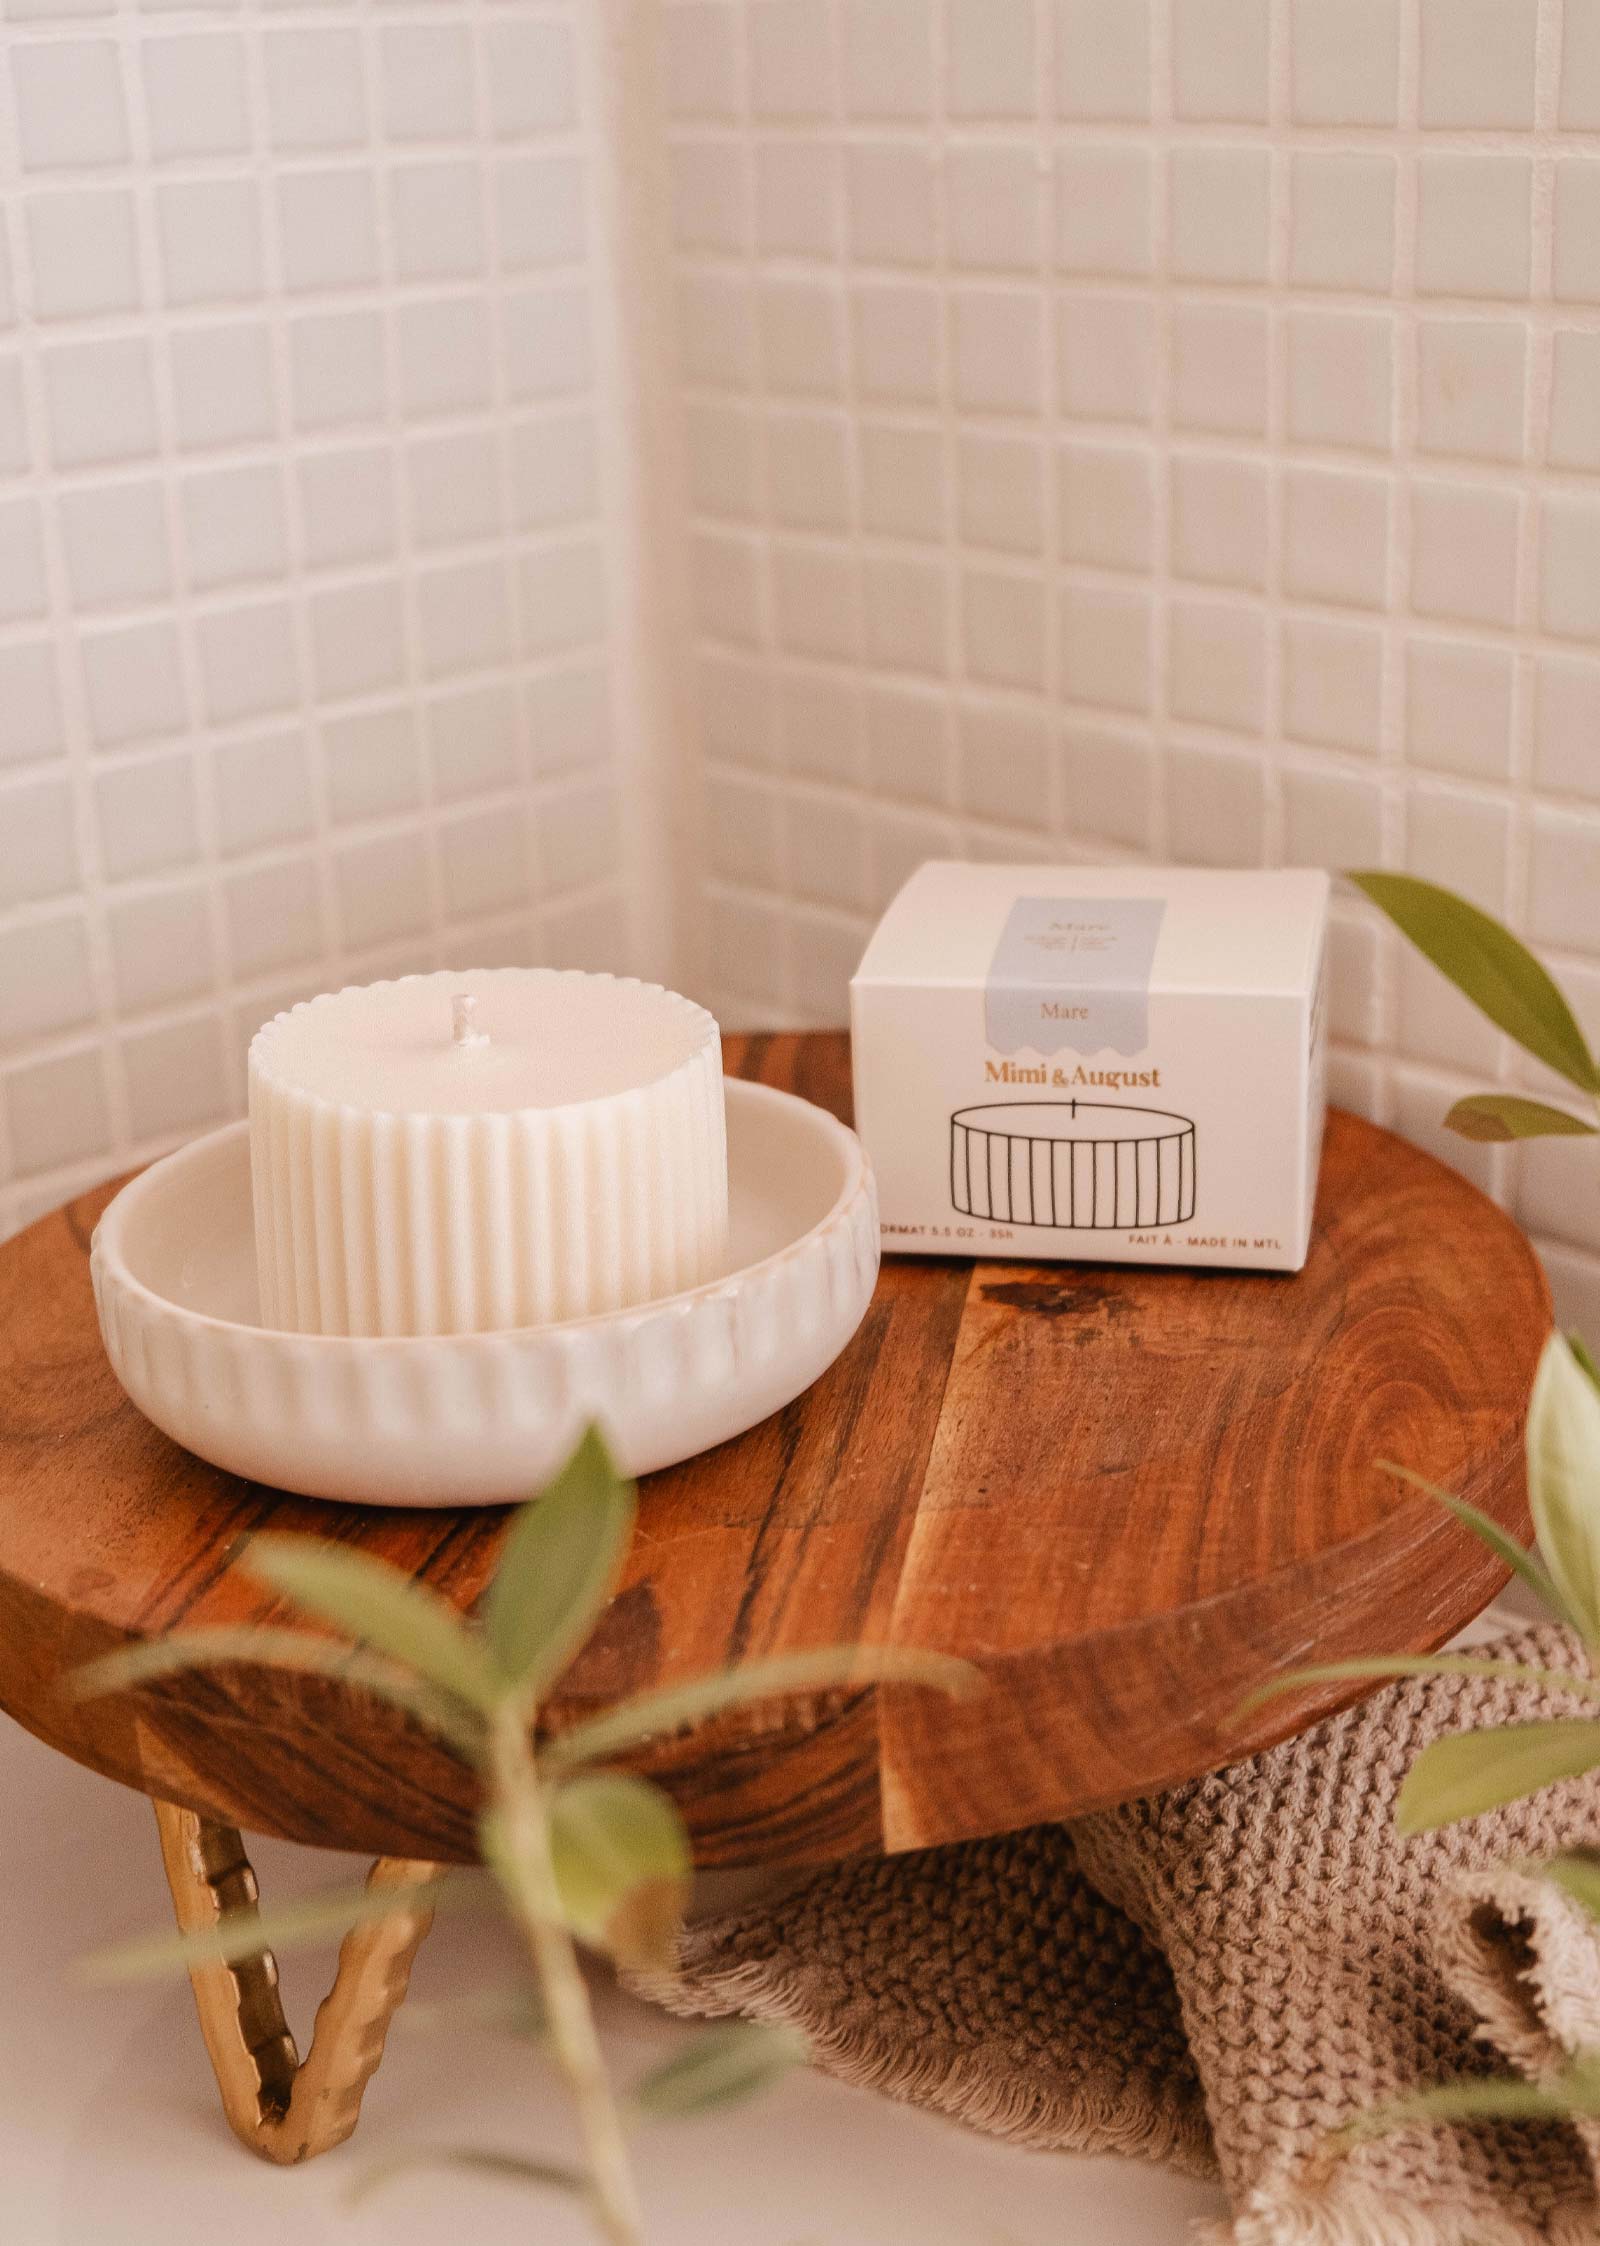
[{"x1": 248, "y1": 969, "x2": 728, "y2": 1337}]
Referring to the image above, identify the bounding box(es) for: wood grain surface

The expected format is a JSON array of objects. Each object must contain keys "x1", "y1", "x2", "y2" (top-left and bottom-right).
[{"x1": 0, "y1": 1033, "x2": 1552, "y2": 1869}]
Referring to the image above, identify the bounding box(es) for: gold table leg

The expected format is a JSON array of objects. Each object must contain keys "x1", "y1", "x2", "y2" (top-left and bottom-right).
[{"x1": 153, "y1": 1798, "x2": 439, "y2": 2165}]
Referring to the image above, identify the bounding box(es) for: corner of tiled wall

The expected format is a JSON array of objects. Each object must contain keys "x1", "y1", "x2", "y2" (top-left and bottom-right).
[
  {"x1": 0, "y1": 0, "x2": 653, "y2": 1241},
  {"x1": 9, "y1": 0, "x2": 1600, "y2": 1339},
  {"x1": 659, "y1": 0, "x2": 1600, "y2": 1330}
]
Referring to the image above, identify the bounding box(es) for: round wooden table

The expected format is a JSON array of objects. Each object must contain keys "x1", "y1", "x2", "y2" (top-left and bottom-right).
[
  {"x1": 0, "y1": 1031, "x2": 1553, "y2": 2162},
  {"x1": 0, "y1": 1028, "x2": 1552, "y2": 1867}
]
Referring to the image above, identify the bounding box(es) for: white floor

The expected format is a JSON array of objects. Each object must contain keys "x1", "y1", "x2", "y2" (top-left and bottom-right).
[{"x1": 1, "y1": 1711, "x2": 1228, "y2": 2246}]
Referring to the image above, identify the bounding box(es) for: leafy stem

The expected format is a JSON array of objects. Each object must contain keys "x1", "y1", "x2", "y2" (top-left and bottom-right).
[
  {"x1": 485, "y1": 1699, "x2": 644, "y2": 2246},
  {"x1": 76, "y1": 1422, "x2": 975, "y2": 2236},
  {"x1": 1251, "y1": 869, "x2": 1600, "y2": 2165}
]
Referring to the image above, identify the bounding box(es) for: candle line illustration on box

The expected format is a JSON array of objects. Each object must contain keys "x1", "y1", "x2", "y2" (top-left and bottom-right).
[
  {"x1": 855, "y1": 866, "x2": 1326, "y2": 1272},
  {"x1": 950, "y1": 1099, "x2": 1198, "y2": 1231}
]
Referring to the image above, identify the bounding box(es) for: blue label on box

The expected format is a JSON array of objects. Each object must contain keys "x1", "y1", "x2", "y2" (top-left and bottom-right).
[{"x1": 985, "y1": 896, "x2": 1166, "y2": 1057}]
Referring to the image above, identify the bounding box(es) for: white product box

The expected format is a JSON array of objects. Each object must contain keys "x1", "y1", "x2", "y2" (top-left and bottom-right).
[{"x1": 849, "y1": 862, "x2": 1331, "y2": 1273}]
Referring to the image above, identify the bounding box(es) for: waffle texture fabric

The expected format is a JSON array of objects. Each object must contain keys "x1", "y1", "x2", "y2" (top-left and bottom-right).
[{"x1": 640, "y1": 1627, "x2": 1600, "y2": 2244}]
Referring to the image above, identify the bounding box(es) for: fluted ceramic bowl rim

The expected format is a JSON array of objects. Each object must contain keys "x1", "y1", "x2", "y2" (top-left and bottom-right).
[{"x1": 92, "y1": 1077, "x2": 870, "y2": 1351}]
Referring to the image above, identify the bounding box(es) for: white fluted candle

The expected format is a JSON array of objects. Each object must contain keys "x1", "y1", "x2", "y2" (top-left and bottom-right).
[{"x1": 248, "y1": 969, "x2": 728, "y2": 1336}]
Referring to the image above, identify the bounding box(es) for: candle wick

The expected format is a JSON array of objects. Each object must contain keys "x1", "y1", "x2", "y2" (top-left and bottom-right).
[{"x1": 452, "y1": 993, "x2": 488, "y2": 1049}]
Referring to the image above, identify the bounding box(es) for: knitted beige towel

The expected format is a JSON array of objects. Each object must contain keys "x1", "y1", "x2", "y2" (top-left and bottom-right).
[{"x1": 643, "y1": 1628, "x2": 1600, "y2": 2245}]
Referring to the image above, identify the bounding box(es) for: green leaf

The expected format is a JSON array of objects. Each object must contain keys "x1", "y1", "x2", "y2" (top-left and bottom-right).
[
  {"x1": 633, "y1": 2022, "x2": 809, "y2": 2120},
  {"x1": 1237, "y1": 1651, "x2": 1600, "y2": 1719},
  {"x1": 1528, "y1": 1333, "x2": 1600, "y2": 1647},
  {"x1": 243, "y1": 1536, "x2": 495, "y2": 1712},
  {"x1": 351, "y1": 2147, "x2": 584, "y2": 2206},
  {"x1": 1349, "y1": 871, "x2": 1600, "y2": 1093},
  {"x1": 1571, "y1": 1333, "x2": 1600, "y2": 1396},
  {"x1": 1397, "y1": 1719, "x2": 1600, "y2": 1834},
  {"x1": 1445, "y1": 1093, "x2": 1599, "y2": 1143},
  {"x1": 70, "y1": 1627, "x2": 485, "y2": 1759},
  {"x1": 397, "y1": 1983, "x2": 545, "y2": 2041},
  {"x1": 547, "y1": 1770, "x2": 691, "y2": 1969},
  {"x1": 1340, "y1": 2067, "x2": 1600, "y2": 2141},
  {"x1": 77, "y1": 1871, "x2": 472, "y2": 1985},
  {"x1": 546, "y1": 1643, "x2": 981, "y2": 1773},
  {"x1": 483, "y1": 1427, "x2": 636, "y2": 1700},
  {"x1": 1379, "y1": 1460, "x2": 1575, "y2": 1628},
  {"x1": 1536, "y1": 1850, "x2": 1600, "y2": 1924}
]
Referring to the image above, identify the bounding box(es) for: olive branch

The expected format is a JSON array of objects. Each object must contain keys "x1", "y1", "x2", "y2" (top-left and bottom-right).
[
  {"x1": 72, "y1": 1429, "x2": 976, "y2": 2243},
  {"x1": 1249, "y1": 871, "x2": 1600, "y2": 2153}
]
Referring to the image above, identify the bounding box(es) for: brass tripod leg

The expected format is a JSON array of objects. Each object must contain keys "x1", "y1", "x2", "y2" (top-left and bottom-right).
[{"x1": 153, "y1": 1798, "x2": 439, "y2": 2165}]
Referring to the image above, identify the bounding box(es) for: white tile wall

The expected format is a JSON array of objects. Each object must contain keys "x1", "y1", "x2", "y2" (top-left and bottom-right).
[
  {"x1": 0, "y1": 0, "x2": 639, "y2": 1241},
  {"x1": 660, "y1": 0, "x2": 1600, "y2": 1330},
  {"x1": 10, "y1": 0, "x2": 1600, "y2": 1344}
]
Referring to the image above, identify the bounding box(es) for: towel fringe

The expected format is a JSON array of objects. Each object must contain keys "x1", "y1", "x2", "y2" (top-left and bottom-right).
[{"x1": 629, "y1": 1953, "x2": 1217, "y2": 2180}]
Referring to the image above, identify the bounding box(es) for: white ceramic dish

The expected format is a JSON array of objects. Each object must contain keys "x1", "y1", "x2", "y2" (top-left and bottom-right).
[{"x1": 91, "y1": 1080, "x2": 879, "y2": 1507}]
